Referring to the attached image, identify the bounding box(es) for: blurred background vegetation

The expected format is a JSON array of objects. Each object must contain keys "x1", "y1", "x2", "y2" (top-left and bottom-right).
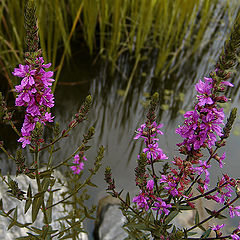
[{"x1": 1, "y1": 0, "x2": 238, "y2": 96}]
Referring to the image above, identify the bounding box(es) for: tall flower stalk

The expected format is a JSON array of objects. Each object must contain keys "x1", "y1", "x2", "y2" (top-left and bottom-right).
[{"x1": 12, "y1": 0, "x2": 54, "y2": 148}]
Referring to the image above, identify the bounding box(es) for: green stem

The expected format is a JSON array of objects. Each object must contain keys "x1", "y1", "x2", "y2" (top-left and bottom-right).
[
  {"x1": 9, "y1": 120, "x2": 21, "y2": 136},
  {"x1": 0, "y1": 146, "x2": 14, "y2": 160},
  {"x1": 112, "y1": 189, "x2": 156, "y2": 229},
  {"x1": 186, "y1": 196, "x2": 239, "y2": 233},
  {"x1": 34, "y1": 148, "x2": 49, "y2": 225},
  {"x1": 51, "y1": 145, "x2": 84, "y2": 171},
  {"x1": 46, "y1": 172, "x2": 94, "y2": 210},
  {"x1": 180, "y1": 182, "x2": 228, "y2": 204},
  {"x1": 51, "y1": 219, "x2": 86, "y2": 238}
]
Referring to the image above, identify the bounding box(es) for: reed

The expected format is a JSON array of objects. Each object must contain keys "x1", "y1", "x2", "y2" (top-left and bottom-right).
[{"x1": 0, "y1": 0, "x2": 238, "y2": 95}]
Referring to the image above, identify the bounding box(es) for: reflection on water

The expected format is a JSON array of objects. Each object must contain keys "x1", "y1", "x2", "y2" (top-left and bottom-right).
[{"x1": 1, "y1": 6, "x2": 240, "y2": 239}]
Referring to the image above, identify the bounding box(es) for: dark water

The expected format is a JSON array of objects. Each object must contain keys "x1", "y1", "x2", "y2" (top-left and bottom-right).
[{"x1": 1, "y1": 4, "x2": 240, "y2": 239}]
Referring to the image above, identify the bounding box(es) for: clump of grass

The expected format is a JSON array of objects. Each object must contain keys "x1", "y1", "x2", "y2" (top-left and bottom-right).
[{"x1": 0, "y1": 0, "x2": 238, "y2": 95}]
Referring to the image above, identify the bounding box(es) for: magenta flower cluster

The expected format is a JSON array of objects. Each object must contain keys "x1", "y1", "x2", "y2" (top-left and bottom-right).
[
  {"x1": 133, "y1": 121, "x2": 171, "y2": 214},
  {"x1": 176, "y1": 75, "x2": 233, "y2": 151},
  {"x1": 13, "y1": 57, "x2": 55, "y2": 148},
  {"x1": 70, "y1": 153, "x2": 87, "y2": 175},
  {"x1": 134, "y1": 121, "x2": 168, "y2": 163}
]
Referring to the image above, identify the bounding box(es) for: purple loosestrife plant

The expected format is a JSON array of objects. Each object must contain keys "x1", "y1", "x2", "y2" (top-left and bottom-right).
[
  {"x1": 105, "y1": 20, "x2": 240, "y2": 240},
  {"x1": 13, "y1": 56, "x2": 55, "y2": 148},
  {"x1": 0, "y1": 0, "x2": 104, "y2": 239}
]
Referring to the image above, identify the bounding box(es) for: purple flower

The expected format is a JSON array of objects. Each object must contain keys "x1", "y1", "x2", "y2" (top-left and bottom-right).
[
  {"x1": 152, "y1": 198, "x2": 171, "y2": 215},
  {"x1": 71, "y1": 162, "x2": 84, "y2": 175},
  {"x1": 219, "y1": 152, "x2": 226, "y2": 168},
  {"x1": 231, "y1": 234, "x2": 240, "y2": 240},
  {"x1": 194, "y1": 161, "x2": 211, "y2": 190},
  {"x1": 211, "y1": 224, "x2": 225, "y2": 231},
  {"x1": 146, "y1": 179, "x2": 154, "y2": 191},
  {"x1": 176, "y1": 73, "x2": 227, "y2": 153},
  {"x1": 74, "y1": 154, "x2": 80, "y2": 162},
  {"x1": 143, "y1": 143, "x2": 163, "y2": 160},
  {"x1": 195, "y1": 79, "x2": 214, "y2": 106},
  {"x1": 133, "y1": 192, "x2": 149, "y2": 211},
  {"x1": 70, "y1": 154, "x2": 87, "y2": 174},
  {"x1": 134, "y1": 124, "x2": 147, "y2": 140},
  {"x1": 43, "y1": 112, "x2": 54, "y2": 123},
  {"x1": 229, "y1": 205, "x2": 240, "y2": 218},
  {"x1": 17, "y1": 136, "x2": 31, "y2": 148},
  {"x1": 151, "y1": 121, "x2": 164, "y2": 136},
  {"x1": 13, "y1": 64, "x2": 36, "y2": 87},
  {"x1": 164, "y1": 181, "x2": 179, "y2": 196},
  {"x1": 41, "y1": 71, "x2": 54, "y2": 87},
  {"x1": 221, "y1": 81, "x2": 234, "y2": 87}
]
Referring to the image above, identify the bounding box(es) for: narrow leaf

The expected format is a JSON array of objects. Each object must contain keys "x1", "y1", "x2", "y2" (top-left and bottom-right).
[
  {"x1": 45, "y1": 191, "x2": 53, "y2": 224},
  {"x1": 201, "y1": 228, "x2": 211, "y2": 238},
  {"x1": 195, "y1": 211, "x2": 199, "y2": 225},
  {"x1": 39, "y1": 170, "x2": 52, "y2": 179},
  {"x1": 86, "y1": 180, "x2": 97, "y2": 188},
  {"x1": 125, "y1": 192, "x2": 130, "y2": 207},
  {"x1": 165, "y1": 211, "x2": 179, "y2": 224},
  {"x1": 32, "y1": 196, "x2": 43, "y2": 223},
  {"x1": 25, "y1": 184, "x2": 32, "y2": 214}
]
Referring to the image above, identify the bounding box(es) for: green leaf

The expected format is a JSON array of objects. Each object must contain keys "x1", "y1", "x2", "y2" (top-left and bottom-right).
[
  {"x1": 86, "y1": 180, "x2": 97, "y2": 188},
  {"x1": 165, "y1": 211, "x2": 179, "y2": 224},
  {"x1": 6, "y1": 208, "x2": 15, "y2": 216},
  {"x1": 178, "y1": 205, "x2": 193, "y2": 210},
  {"x1": 201, "y1": 228, "x2": 211, "y2": 238},
  {"x1": 41, "y1": 177, "x2": 51, "y2": 192},
  {"x1": 30, "y1": 226, "x2": 42, "y2": 234},
  {"x1": 7, "y1": 220, "x2": 16, "y2": 230},
  {"x1": 198, "y1": 224, "x2": 206, "y2": 232},
  {"x1": 15, "y1": 222, "x2": 32, "y2": 228},
  {"x1": 83, "y1": 206, "x2": 95, "y2": 220},
  {"x1": 215, "y1": 213, "x2": 227, "y2": 219},
  {"x1": 33, "y1": 191, "x2": 45, "y2": 199},
  {"x1": 0, "y1": 210, "x2": 6, "y2": 217},
  {"x1": 118, "y1": 189, "x2": 124, "y2": 197},
  {"x1": 13, "y1": 206, "x2": 18, "y2": 220},
  {"x1": 25, "y1": 184, "x2": 32, "y2": 214},
  {"x1": 39, "y1": 170, "x2": 52, "y2": 179},
  {"x1": 45, "y1": 192, "x2": 53, "y2": 224},
  {"x1": 59, "y1": 234, "x2": 75, "y2": 239},
  {"x1": 84, "y1": 145, "x2": 91, "y2": 151},
  {"x1": 0, "y1": 199, "x2": 3, "y2": 210},
  {"x1": 32, "y1": 196, "x2": 43, "y2": 223},
  {"x1": 25, "y1": 232, "x2": 41, "y2": 239},
  {"x1": 205, "y1": 207, "x2": 214, "y2": 216},
  {"x1": 195, "y1": 211, "x2": 199, "y2": 225},
  {"x1": 125, "y1": 192, "x2": 130, "y2": 207}
]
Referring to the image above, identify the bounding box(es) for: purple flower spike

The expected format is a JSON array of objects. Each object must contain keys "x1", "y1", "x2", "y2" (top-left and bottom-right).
[{"x1": 13, "y1": 56, "x2": 55, "y2": 148}]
